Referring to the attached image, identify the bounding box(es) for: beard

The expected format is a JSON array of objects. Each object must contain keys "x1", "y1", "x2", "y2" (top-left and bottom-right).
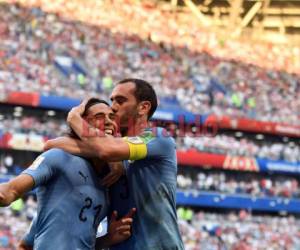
[{"x1": 118, "y1": 110, "x2": 139, "y2": 136}]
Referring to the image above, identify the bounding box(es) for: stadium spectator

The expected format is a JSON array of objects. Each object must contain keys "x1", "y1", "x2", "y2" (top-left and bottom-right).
[
  {"x1": 0, "y1": 1, "x2": 299, "y2": 250},
  {"x1": 2, "y1": 198, "x2": 300, "y2": 249},
  {"x1": 177, "y1": 169, "x2": 300, "y2": 199},
  {"x1": 180, "y1": 135, "x2": 300, "y2": 163},
  {"x1": 0, "y1": 2, "x2": 299, "y2": 126}
]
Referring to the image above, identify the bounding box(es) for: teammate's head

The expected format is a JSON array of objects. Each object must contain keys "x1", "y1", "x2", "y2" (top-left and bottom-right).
[
  {"x1": 69, "y1": 98, "x2": 117, "y2": 139},
  {"x1": 110, "y1": 78, "x2": 158, "y2": 127}
]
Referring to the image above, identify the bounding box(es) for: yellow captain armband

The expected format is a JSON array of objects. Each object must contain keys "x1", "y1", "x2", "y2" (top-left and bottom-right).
[{"x1": 123, "y1": 136, "x2": 147, "y2": 160}]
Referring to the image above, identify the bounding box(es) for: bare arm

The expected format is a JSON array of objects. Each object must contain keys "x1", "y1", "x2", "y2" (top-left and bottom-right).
[
  {"x1": 44, "y1": 137, "x2": 96, "y2": 158},
  {"x1": 82, "y1": 136, "x2": 130, "y2": 162},
  {"x1": 0, "y1": 174, "x2": 34, "y2": 207},
  {"x1": 67, "y1": 101, "x2": 130, "y2": 161},
  {"x1": 45, "y1": 123, "x2": 130, "y2": 162},
  {"x1": 67, "y1": 112, "x2": 129, "y2": 161}
]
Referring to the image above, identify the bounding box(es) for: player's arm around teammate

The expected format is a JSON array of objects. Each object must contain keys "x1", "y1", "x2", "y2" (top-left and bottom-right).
[
  {"x1": 44, "y1": 136, "x2": 125, "y2": 187},
  {"x1": 45, "y1": 99, "x2": 149, "y2": 162}
]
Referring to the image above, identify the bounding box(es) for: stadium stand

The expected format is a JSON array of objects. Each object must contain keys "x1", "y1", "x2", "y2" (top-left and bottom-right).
[
  {"x1": 1, "y1": 197, "x2": 300, "y2": 249},
  {"x1": 0, "y1": 2, "x2": 299, "y2": 125},
  {"x1": 178, "y1": 209, "x2": 300, "y2": 249},
  {"x1": 177, "y1": 168, "x2": 300, "y2": 198},
  {"x1": 1, "y1": 114, "x2": 300, "y2": 162},
  {"x1": 0, "y1": 1, "x2": 299, "y2": 249}
]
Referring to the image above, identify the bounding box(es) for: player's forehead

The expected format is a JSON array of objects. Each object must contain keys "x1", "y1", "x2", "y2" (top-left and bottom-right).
[
  {"x1": 110, "y1": 82, "x2": 136, "y2": 100},
  {"x1": 87, "y1": 103, "x2": 113, "y2": 116}
]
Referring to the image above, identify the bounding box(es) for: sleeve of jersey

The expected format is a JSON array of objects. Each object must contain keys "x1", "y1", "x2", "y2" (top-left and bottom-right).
[
  {"x1": 123, "y1": 131, "x2": 175, "y2": 160},
  {"x1": 21, "y1": 149, "x2": 59, "y2": 187},
  {"x1": 123, "y1": 136, "x2": 148, "y2": 160},
  {"x1": 22, "y1": 217, "x2": 37, "y2": 246}
]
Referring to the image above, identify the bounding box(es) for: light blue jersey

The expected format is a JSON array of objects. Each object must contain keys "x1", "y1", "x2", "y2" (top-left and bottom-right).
[
  {"x1": 110, "y1": 127, "x2": 184, "y2": 250},
  {"x1": 22, "y1": 149, "x2": 108, "y2": 250},
  {"x1": 22, "y1": 216, "x2": 37, "y2": 246}
]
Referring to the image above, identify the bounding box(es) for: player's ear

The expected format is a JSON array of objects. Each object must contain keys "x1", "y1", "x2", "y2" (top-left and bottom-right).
[{"x1": 138, "y1": 101, "x2": 151, "y2": 117}]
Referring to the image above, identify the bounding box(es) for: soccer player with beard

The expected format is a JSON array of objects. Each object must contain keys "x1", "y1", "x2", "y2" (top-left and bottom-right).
[{"x1": 46, "y1": 79, "x2": 184, "y2": 250}]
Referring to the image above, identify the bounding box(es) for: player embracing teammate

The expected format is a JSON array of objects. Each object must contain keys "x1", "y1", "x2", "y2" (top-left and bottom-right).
[{"x1": 1, "y1": 78, "x2": 184, "y2": 250}]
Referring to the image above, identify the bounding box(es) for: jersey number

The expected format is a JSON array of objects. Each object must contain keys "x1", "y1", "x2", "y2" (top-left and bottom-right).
[{"x1": 79, "y1": 197, "x2": 102, "y2": 227}]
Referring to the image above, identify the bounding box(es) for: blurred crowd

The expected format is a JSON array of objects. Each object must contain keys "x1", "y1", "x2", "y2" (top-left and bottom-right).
[
  {"x1": 1, "y1": 197, "x2": 300, "y2": 250},
  {"x1": 178, "y1": 208, "x2": 300, "y2": 250},
  {"x1": 0, "y1": 116, "x2": 68, "y2": 139},
  {"x1": 0, "y1": 196, "x2": 36, "y2": 250},
  {"x1": 0, "y1": 2, "x2": 299, "y2": 126},
  {"x1": 1, "y1": 115, "x2": 299, "y2": 163},
  {"x1": 178, "y1": 135, "x2": 300, "y2": 163},
  {"x1": 4, "y1": 0, "x2": 300, "y2": 74},
  {"x1": 0, "y1": 1, "x2": 299, "y2": 245},
  {"x1": 177, "y1": 169, "x2": 300, "y2": 199}
]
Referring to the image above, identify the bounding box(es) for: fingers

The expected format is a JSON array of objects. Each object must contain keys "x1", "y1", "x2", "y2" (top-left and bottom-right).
[
  {"x1": 81, "y1": 99, "x2": 89, "y2": 106},
  {"x1": 43, "y1": 139, "x2": 56, "y2": 151},
  {"x1": 102, "y1": 162, "x2": 124, "y2": 186},
  {"x1": 120, "y1": 231, "x2": 131, "y2": 238},
  {"x1": 116, "y1": 224, "x2": 132, "y2": 233},
  {"x1": 69, "y1": 99, "x2": 89, "y2": 117},
  {"x1": 102, "y1": 172, "x2": 119, "y2": 186},
  {"x1": 79, "y1": 99, "x2": 89, "y2": 110},
  {"x1": 102, "y1": 173, "x2": 119, "y2": 187},
  {"x1": 120, "y1": 218, "x2": 133, "y2": 226},
  {"x1": 43, "y1": 141, "x2": 51, "y2": 151},
  {"x1": 124, "y1": 208, "x2": 136, "y2": 218},
  {"x1": 111, "y1": 215, "x2": 133, "y2": 230},
  {"x1": 109, "y1": 162, "x2": 123, "y2": 168},
  {"x1": 110, "y1": 210, "x2": 118, "y2": 222},
  {"x1": 101, "y1": 173, "x2": 112, "y2": 186}
]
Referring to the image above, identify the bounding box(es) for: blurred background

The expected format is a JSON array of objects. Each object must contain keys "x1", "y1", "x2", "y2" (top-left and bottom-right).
[{"x1": 0, "y1": 0, "x2": 299, "y2": 249}]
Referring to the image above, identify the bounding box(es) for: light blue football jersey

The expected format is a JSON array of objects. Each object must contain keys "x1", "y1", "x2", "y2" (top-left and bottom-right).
[
  {"x1": 109, "y1": 127, "x2": 184, "y2": 250},
  {"x1": 22, "y1": 149, "x2": 108, "y2": 250}
]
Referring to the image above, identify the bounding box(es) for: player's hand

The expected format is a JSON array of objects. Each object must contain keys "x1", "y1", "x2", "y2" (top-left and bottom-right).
[
  {"x1": 102, "y1": 162, "x2": 125, "y2": 187},
  {"x1": 67, "y1": 99, "x2": 88, "y2": 125},
  {"x1": 44, "y1": 137, "x2": 75, "y2": 151},
  {"x1": 17, "y1": 241, "x2": 33, "y2": 250},
  {"x1": 44, "y1": 138, "x2": 58, "y2": 151},
  {"x1": 107, "y1": 208, "x2": 136, "y2": 245}
]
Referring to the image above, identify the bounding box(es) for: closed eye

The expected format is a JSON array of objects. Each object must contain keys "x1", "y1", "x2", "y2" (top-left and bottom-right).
[
  {"x1": 109, "y1": 113, "x2": 116, "y2": 120},
  {"x1": 111, "y1": 96, "x2": 127, "y2": 105}
]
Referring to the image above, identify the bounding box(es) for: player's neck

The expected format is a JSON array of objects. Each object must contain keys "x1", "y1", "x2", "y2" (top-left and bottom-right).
[{"x1": 122, "y1": 117, "x2": 149, "y2": 136}]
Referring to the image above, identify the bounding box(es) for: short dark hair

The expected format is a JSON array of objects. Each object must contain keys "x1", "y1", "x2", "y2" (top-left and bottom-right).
[
  {"x1": 118, "y1": 78, "x2": 158, "y2": 119},
  {"x1": 68, "y1": 98, "x2": 110, "y2": 139}
]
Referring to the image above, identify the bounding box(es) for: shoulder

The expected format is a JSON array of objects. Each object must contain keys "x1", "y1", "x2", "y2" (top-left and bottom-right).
[
  {"x1": 125, "y1": 128, "x2": 171, "y2": 145},
  {"x1": 138, "y1": 127, "x2": 173, "y2": 141},
  {"x1": 144, "y1": 127, "x2": 176, "y2": 151},
  {"x1": 42, "y1": 148, "x2": 71, "y2": 158},
  {"x1": 38, "y1": 148, "x2": 73, "y2": 167},
  {"x1": 147, "y1": 127, "x2": 175, "y2": 144}
]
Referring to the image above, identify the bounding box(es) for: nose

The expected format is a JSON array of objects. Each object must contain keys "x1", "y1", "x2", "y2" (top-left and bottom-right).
[
  {"x1": 105, "y1": 116, "x2": 112, "y2": 126},
  {"x1": 111, "y1": 101, "x2": 119, "y2": 113}
]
